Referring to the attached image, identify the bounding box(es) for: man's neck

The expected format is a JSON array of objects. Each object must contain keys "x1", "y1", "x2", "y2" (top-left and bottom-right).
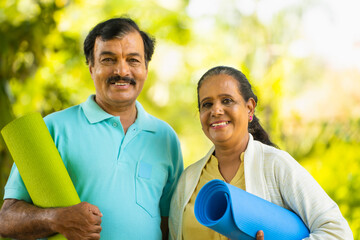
[{"x1": 94, "y1": 97, "x2": 137, "y2": 133}]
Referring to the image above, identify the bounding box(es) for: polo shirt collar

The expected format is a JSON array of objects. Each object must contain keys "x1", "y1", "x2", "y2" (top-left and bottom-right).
[
  {"x1": 80, "y1": 95, "x2": 113, "y2": 123},
  {"x1": 134, "y1": 101, "x2": 157, "y2": 132},
  {"x1": 81, "y1": 95, "x2": 157, "y2": 132}
]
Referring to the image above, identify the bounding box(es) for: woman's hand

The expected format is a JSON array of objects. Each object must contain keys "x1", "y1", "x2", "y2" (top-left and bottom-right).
[{"x1": 256, "y1": 230, "x2": 264, "y2": 240}]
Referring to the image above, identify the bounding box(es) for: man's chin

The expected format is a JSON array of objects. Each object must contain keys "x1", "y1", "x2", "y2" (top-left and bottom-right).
[{"x1": 110, "y1": 96, "x2": 136, "y2": 105}]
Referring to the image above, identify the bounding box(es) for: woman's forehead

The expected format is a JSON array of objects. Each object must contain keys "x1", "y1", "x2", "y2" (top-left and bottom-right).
[{"x1": 199, "y1": 74, "x2": 241, "y2": 98}]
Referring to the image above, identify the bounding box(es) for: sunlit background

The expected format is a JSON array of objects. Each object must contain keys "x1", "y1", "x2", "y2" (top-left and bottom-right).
[{"x1": 0, "y1": 0, "x2": 359, "y2": 238}]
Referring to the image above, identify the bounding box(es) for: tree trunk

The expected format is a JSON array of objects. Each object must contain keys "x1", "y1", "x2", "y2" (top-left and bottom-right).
[{"x1": 0, "y1": 80, "x2": 15, "y2": 206}]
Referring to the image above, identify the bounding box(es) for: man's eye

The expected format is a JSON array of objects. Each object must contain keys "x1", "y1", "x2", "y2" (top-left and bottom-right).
[
  {"x1": 101, "y1": 58, "x2": 114, "y2": 63},
  {"x1": 129, "y1": 58, "x2": 140, "y2": 63}
]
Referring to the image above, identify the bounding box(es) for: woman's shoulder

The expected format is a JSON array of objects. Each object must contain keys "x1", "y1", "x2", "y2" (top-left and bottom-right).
[
  {"x1": 180, "y1": 147, "x2": 214, "y2": 179},
  {"x1": 183, "y1": 154, "x2": 209, "y2": 175},
  {"x1": 254, "y1": 140, "x2": 302, "y2": 170}
]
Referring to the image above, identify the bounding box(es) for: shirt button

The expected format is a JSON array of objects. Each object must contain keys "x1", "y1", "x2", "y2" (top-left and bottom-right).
[{"x1": 112, "y1": 122, "x2": 118, "y2": 127}]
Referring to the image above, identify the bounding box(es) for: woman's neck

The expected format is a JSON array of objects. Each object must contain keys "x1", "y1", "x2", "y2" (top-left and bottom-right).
[{"x1": 214, "y1": 134, "x2": 249, "y2": 182}]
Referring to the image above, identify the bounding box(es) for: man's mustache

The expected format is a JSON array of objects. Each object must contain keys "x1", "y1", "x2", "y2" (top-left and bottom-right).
[{"x1": 106, "y1": 75, "x2": 136, "y2": 85}]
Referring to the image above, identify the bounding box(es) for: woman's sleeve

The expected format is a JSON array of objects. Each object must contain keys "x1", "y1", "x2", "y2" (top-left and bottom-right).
[
  {"x1": 274, "y1": 151, "x2": 353, "y2": 240},
  {"x1": 169, "y1": 170, "x2": 187, "y2": 240}
]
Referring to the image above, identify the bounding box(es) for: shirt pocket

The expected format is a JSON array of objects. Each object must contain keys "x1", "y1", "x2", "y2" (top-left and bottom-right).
[{"x1": 135, "y1": 161, "x2": 168, "y2": 218}]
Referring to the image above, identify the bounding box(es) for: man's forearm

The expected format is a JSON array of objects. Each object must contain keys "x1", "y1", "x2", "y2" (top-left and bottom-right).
[
  {"x1": 0, "y1": 199, "x2": 102, "y2": 240},
  {"x1": 0, "y1": 199, "x2": 57, "y2": 239}
]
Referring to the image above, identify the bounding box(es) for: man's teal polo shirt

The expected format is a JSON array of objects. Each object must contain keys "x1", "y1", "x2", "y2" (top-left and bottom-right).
[{"x1": 4, "y1": 95, "x2": 183, "y2": 239}]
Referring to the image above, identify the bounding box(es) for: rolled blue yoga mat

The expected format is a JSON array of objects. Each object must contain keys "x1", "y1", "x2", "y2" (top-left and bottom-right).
[{"x1": 195, "y1": 179, "x2": 309, "y2": 240}]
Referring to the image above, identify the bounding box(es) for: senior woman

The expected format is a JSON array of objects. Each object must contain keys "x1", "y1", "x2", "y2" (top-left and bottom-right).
[{"x1": 169, "y1": 66, "x2": 353, "y2": 240}]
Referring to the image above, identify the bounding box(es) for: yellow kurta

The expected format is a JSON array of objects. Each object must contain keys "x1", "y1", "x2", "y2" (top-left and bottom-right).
[{"x1": 182, "y1": 153, "x2": 245, "y2": 240}]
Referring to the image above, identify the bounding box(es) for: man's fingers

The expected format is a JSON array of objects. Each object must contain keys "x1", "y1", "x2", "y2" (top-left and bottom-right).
[
  {"x1": 88, "y1": 232, "x2": 101, "y2": 240},
  {"x1": 93, "y1": 215, "x2": 102, "y2": 225},
  {"x1": 88, "y1": 204, "x2": 103, "y2": 217},
  {"x1": 81, "y1": 202, "x2": 102, "y2": 217},
  {"x1": 93, "y1": 225, "x2": 102, "y2": 233}
]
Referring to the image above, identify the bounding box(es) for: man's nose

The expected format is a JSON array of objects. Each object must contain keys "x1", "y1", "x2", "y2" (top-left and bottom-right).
[{"x1": 114, "y1": 60, "x2": 130, "y2": 76}]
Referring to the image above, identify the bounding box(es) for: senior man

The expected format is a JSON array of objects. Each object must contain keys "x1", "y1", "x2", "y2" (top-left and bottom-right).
[{"x1": 0, "y1": 17, "x2": 183, "y2": 240}]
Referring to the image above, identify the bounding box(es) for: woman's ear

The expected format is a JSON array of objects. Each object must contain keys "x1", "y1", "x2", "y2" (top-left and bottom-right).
[{"x1": 246, "y1": 98, "x2": 256, "y2": 116}]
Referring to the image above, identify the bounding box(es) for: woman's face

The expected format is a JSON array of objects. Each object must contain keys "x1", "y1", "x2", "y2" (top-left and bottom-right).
[{"x1": 198, "y1": 74, "x2": 254, "y2": 147}]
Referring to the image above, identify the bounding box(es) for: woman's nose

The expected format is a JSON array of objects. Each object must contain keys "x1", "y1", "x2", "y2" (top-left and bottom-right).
[{"x1": 211, "y1": 103, "x2": 224, "y2": 116}]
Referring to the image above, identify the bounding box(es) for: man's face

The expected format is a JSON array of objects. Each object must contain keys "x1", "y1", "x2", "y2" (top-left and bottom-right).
[{"x1": 89, "y1": 31, "x2": 148, "y2": 111}]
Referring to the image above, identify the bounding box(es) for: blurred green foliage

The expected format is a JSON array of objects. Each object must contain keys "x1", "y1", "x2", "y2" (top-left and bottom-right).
[{"x1": 0, "y1": 0, "x2": 359, "y2": 239}]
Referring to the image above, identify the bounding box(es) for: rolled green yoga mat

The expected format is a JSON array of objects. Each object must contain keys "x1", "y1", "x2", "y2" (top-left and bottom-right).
[{"x1": 1, "y1": 112, "x2": 81, "y2": 240}]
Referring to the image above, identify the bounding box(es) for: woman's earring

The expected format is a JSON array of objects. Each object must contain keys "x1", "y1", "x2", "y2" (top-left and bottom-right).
[{"x1": 249, "y1": 115, "x2": 253, "y2": 122}]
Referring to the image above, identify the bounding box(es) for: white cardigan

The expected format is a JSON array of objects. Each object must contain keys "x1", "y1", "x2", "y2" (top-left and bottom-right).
[{"x1": 169, "y1": 134, "x2": 353, "y2": 240}]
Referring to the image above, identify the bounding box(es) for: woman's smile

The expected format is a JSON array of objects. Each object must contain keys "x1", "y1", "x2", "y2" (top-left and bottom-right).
[{"x1": 210, "y1": 120, "x2": 230, "y2": 129}]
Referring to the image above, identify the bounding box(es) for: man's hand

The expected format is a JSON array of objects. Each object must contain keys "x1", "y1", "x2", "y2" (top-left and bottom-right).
[
  {"x1": 0, "y1": 199, "x2": 102, "y2": 240},
  {"x1": 51, "y1": 202, "x2": 102, "y2": 240},
  {"x1": 256, "y1": 230, "x2": 264, "y2": 240}
]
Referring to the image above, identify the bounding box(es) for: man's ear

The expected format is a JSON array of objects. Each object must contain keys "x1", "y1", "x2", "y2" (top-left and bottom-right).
[{"x1": 144, "y1": 67, "x2": 148, "y2": 81}]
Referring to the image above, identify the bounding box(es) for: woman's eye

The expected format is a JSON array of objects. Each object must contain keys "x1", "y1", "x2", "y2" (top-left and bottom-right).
[
  {"x1": 201, "y1": 102, "x2": 212, "y2": 108},
  {"x1": 222, "y1": 98, "x2": 233, "y2": 104}
]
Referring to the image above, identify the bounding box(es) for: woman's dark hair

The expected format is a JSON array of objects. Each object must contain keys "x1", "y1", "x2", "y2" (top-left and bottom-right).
[
  {"x1": 197, "y1": 66, "x2": 277, "y2": 148},
  {"x1": 83, "y1": 17, "x2": 155, "y2": 67}
]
